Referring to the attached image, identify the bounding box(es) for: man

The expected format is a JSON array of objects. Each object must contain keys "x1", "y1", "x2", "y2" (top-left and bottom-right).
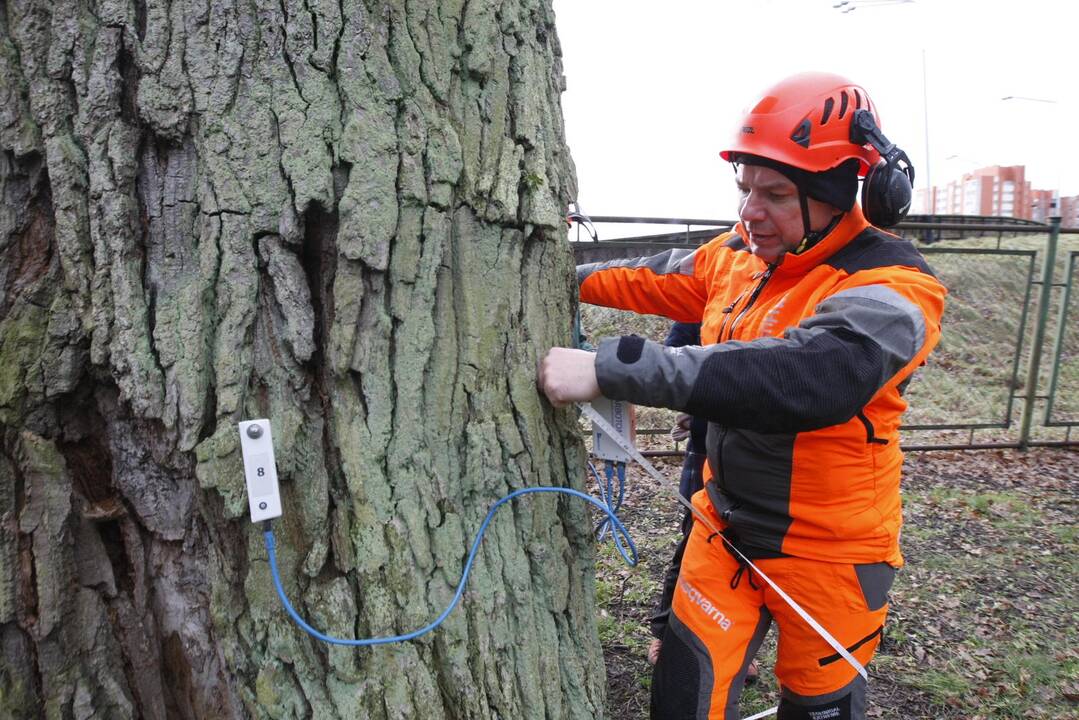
[{"x1": 539, "y1": 73, "x2": 947, "y2": 719}]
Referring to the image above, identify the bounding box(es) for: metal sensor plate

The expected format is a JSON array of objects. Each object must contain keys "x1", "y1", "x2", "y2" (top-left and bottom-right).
[{"x1": 238, "y1": 419, "x2": 283, "y2": 522}]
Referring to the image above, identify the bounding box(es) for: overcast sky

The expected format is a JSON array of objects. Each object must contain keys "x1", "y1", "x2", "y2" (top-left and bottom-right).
[{"x1": 552, "y1": 0, "x2": 1078, "y2": 231}]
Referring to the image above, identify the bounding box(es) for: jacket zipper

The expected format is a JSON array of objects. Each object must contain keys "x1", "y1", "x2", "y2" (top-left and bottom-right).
[
  {"x1": 715, "y1": 263, "x2": 777, "y2": 502},
  {"x1": 716, "y1": 287, "x2": 750, "y2": 342},
  {"x1": 724, "y1": 263, "x2": 777, "y2": 342}
]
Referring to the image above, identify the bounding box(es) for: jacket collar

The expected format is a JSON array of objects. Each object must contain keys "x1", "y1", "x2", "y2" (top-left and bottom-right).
[{"x1": 734, "y1": 205, "x2": 870, "y2": 277}]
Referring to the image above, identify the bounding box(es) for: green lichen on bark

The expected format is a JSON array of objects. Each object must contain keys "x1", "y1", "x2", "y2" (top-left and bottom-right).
[
  {"x1": 0, "y1": 301, "x2": 47, "y2": 423},
  {"x1": 2, "y1": 0, "x2": 595, "y2": 717}
]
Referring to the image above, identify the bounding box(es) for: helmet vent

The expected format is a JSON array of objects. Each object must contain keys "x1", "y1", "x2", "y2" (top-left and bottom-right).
[
  {"x1": 854, "y1": 89, "x2": 863, "y2": 109},
  {"x1": 838, "y1": 91, "x2": 849, "y2": 119},
  {"x1": 821, "y1": 97, "x2": 835, "y2": 125},
  {"x1": 753, "y1": 96, "x2": 780, "y2": 114},
  {"x1": 790, "y1": 118, "x2": 812, "y2": 148}
]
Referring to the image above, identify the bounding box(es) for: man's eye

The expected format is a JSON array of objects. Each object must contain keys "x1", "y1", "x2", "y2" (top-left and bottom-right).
[{"x1": 769, "y1": 192, "x2": 790, "y2": 201}]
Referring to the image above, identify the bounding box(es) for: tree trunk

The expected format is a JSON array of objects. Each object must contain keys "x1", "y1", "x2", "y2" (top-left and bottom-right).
[{"x1": 0, "y1": 1, "x2": 600, "y2": 717}]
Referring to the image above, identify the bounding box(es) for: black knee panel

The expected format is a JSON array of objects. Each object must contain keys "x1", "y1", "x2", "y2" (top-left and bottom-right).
[
  {"x1": 777, "y1": 693, "x2": 852, "y2": 720},
  {"x1": 778, "y1": 674, "x2": 866, "y2": 720},
  {"x1": 650, "y1": 615, "x2": 713, "y2": 720}
]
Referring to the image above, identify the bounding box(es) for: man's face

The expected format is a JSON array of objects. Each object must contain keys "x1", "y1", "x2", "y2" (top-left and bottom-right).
[{"x1": 735, "y1": 164, "x2": 841, "y2": 263}]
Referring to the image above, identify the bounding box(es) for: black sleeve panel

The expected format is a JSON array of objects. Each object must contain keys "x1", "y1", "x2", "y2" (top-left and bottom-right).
[{"x1": 683, "y1": 328, "x2": 885, "y2": 434}]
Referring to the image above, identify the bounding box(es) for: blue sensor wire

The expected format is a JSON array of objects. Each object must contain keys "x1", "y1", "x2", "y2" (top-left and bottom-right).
[
  {"x1": 587, "y1": 460, "x2": 602, "y2": 490},
  {"x1": 265, "y1": 485, "x2": 638, "y2": 647},
  {"x1": 593, "y1": 463, "x2": 613, "y2": 540},
  {"x1": 595, "y1": 461, "x2": 627, "y2": 542},
  {"x1": 615, "y1": 462, "x2": 626, "y2": 510},
  {"x1": 609, "y1": 463, "x2": 615, "y2": 507}
]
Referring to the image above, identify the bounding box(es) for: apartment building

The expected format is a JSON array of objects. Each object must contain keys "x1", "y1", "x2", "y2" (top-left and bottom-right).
[
  {"x1": 1060, "y1": 195, "x2": 1079, "y2": 229},
  {"x1": 952, "y1": 165, "x2": 1030, "y2": 218},
  {"x1": 914, "y1": 164, "x2": 1079, "y2": 223},
  {"x1": 1030, "y1": 189, "x2": 1057, "y2": 223}
]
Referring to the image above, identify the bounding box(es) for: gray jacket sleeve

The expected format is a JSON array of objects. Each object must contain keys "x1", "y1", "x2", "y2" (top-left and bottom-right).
[
  {"x1": 594, "y1": 285, "x2": 927, "y2": 434},
  {"x1": 577, "y1": 248, "x2": 699, "y2": 286}
]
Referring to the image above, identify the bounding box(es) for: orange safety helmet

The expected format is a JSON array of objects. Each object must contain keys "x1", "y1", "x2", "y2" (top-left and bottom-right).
[{"x1": 720, "y1": 72, "x2": 882, "y2": 175}]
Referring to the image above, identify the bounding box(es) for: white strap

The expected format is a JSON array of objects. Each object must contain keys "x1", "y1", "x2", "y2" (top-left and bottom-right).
[{"x1": 578, "y1": 402, "x2": 868, "y2": 683}]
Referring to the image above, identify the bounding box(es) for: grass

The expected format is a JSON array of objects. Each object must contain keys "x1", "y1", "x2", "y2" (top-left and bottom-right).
[{"x1": 867, "y1": 448, "x2": 1077, "y2": 717}]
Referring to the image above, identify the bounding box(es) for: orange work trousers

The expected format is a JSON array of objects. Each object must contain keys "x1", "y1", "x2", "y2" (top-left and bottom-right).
[{"x1": 651, "y1": 518, "x2": 894, "y2": 720}]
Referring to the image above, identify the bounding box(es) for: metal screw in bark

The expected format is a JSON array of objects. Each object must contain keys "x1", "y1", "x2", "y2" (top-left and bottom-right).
[{"x1": 246, "y1": 424, "x2": 263, "y2": 440}]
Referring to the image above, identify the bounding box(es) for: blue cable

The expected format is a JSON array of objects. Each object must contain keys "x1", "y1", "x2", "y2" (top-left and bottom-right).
[
  {"x1": 587, "y1": 460, "x2": 602, "y2": 489},
  {"x1": 605, "y1": 462, "x2": 614, "y2": 511},
  {"x1": 595, "y1": 461, "x2": 626, "y2": 542},
  {"x1": 265, "y1": 486, "x2": 638, "y2": 647},
  {"x1": 595, "y1": 462, "x2": 614, "y2": 540},
  {"x1": 615, "y1": 462, "x2": 626, "y2": 510}
]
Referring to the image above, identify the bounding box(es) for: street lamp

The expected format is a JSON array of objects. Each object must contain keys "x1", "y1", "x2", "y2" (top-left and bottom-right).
[
  {"x1": 834, "y1": 0, "x2": 914, "y2": 11},
  {"x1": 1001, "y1": 95, "x2": 1061, "y2": 212},
  {"x1": 998, "y1": 95, "x2": 1064, "y2": 445},
  {"x1": 944, "y1": 154, "x2": 984, "y2": 167},
  {"x1": 1001, "y1": 95, "x2": 1057, "y2": 104}
]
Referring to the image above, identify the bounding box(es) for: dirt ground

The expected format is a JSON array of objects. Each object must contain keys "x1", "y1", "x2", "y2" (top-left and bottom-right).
[{"x1": 592, "y1": 446, "x2": 1079, "y2": 720}]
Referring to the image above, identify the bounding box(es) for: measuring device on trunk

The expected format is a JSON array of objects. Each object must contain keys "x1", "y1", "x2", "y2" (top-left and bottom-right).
[
  {"x1": 238, "y1": 419, "x2": 282, "y2": 522},
  {"x1": 588, "y1": 397, "x2": 636, "y2": 462}
]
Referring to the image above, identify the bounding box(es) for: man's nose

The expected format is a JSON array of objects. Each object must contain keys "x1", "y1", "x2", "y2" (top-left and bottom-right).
[{"x1": 740, "y1": 193, "x2": 766, "y2": 221}]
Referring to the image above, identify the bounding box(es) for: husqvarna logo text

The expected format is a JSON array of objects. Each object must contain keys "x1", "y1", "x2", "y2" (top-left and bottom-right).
[{"x1": 679, "y1": 580, "x2": 732, "y2": 631}]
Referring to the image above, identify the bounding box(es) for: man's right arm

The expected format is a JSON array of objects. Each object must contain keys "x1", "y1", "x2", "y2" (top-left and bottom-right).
[
  {"x1": 577, "y1": 244, "x2": 715, "y2": 322},
  {"x1": 591, "y1": 273, "x2": 945, "y2": 434}
]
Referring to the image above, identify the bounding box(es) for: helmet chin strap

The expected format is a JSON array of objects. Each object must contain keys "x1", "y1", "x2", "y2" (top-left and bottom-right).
[{"x1": 793, "y1": 189, "x2": 842, "y2": 254}]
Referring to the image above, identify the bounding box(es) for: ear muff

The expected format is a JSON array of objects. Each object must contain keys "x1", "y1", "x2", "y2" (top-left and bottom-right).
[{"x1": 851, "y1": 109, "x2": 916, "y2": 227}]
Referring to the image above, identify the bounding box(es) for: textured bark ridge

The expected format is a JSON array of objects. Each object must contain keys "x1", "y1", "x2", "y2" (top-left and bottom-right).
[{"x1": 0, "y1": 1, "x2": 599, "y2": 717}]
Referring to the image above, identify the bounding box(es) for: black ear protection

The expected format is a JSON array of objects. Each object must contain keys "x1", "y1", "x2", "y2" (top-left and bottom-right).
[{"x1": 850, "y1": 109, "x2": 915, "y2": 227}]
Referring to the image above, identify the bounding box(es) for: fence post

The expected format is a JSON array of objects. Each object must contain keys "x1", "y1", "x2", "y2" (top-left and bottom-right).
[
  {"x1": 1043, "y1": 244, "x2": 1076, "y2": 425},
  {"x1": 1018, "y1": 215, "x2": 1062, "y2": 448}
]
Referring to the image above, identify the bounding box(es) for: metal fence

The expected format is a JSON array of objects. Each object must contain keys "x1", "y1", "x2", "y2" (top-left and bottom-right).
[{"x1": 571, "y1": 214, "x2": 1079, "y2": 452}]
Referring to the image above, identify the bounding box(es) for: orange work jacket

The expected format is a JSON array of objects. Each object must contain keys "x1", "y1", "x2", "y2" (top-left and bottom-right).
[{"x1": 578, "y1": 207, "x2": 947, "y2": 566}]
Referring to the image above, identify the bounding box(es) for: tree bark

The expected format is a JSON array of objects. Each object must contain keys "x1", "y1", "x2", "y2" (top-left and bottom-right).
[{"x1": 0, "y1": 1, "x2": 599, "y2": 718}]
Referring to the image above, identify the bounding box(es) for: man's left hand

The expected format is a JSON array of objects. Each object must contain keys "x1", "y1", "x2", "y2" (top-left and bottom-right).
[{"x1": 537, "y1": 348, "x2": 601, "y2": 407}]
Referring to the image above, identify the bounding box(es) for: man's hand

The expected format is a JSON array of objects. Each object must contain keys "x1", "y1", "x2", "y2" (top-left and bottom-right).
[
  {"x1": 537, "y1": 347, "x2": 601, "y2": 407},
  {"x1": 671, "y1": 412, "x2": 692, "y2": 442}
]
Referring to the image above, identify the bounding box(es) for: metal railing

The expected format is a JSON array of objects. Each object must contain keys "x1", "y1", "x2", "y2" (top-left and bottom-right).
[{"x1": 572, "y1": 214, "x2": 1078, "y2": 452}]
